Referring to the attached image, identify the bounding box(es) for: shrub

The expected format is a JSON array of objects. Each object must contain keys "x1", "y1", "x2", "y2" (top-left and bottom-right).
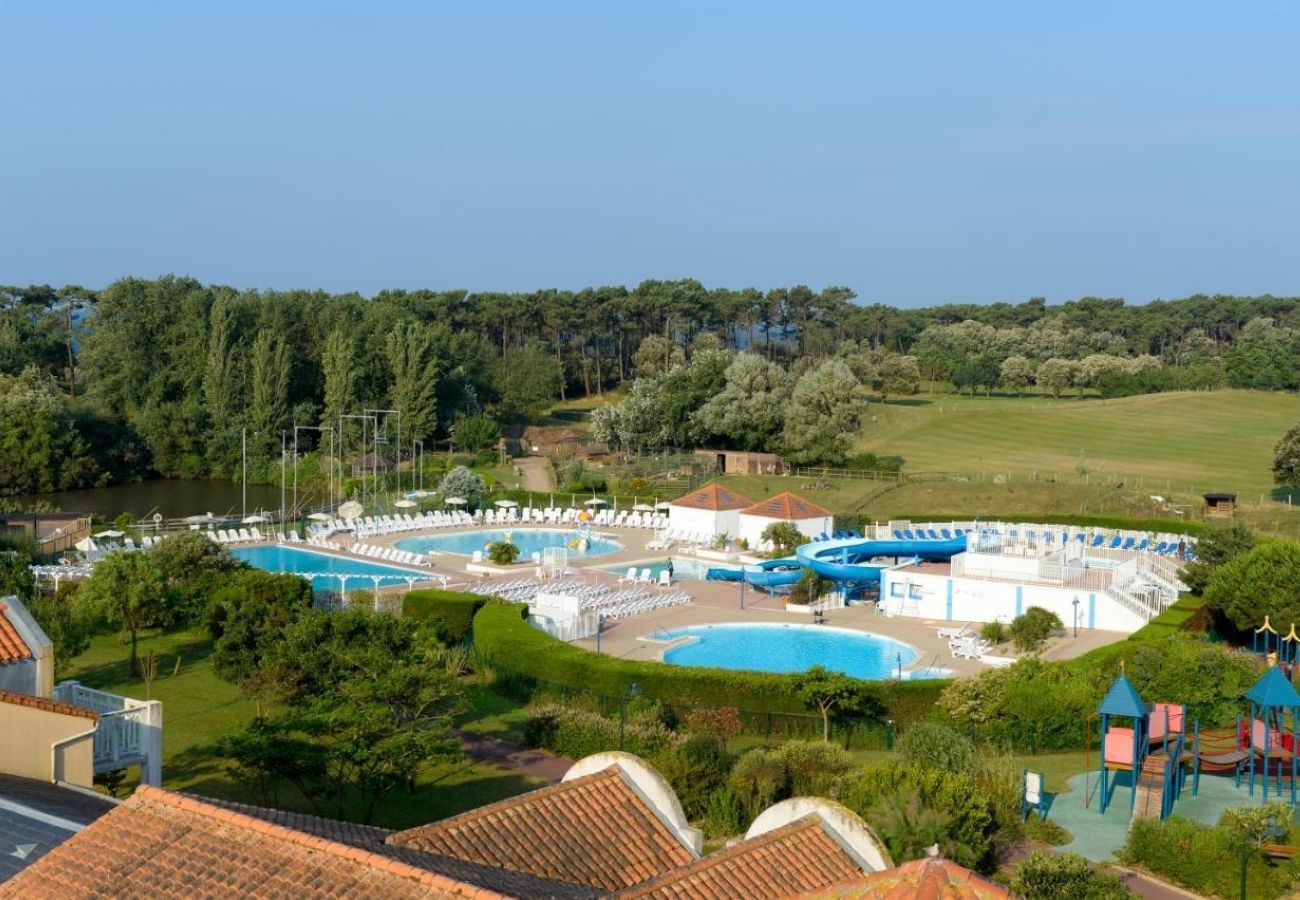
[
  {"x1": 401, "y1": 589, "x2": 486, "y2": 645},
  {"x1": 472, "y1": 603, "x2": 946, "y2": 725},
  {"x1": 1009, "y1": 606, "x2": 1063, "y2": 652},
  {"x1": 979, "y1": 621, "x2": 1007, "y2": 645},
  {"x1": 1203, "y1": 540, "x2": 1300, "y2": 633},
  {"x1": 840, "y1": 760, "x2": 1001, "y2": 873},
  {"x1": 896, "y1": 722, "x2": 978, "y2": 775},
  {"x1": 1122, "y1": 816, "x2": 1300, "y2": 899},
  {"x1": 702, "y1": 787, "x2": 745, "y2": 838},
  {"x1": 761, "y1": 521, "x2": 804, "y2": 556},
  {"x1": 1182, "y1": 521, "x2": 1255, "y2": 595},
  {"x1": 652, "y1": 734, "x2": 733, "y2": 821},
  {"x1": 776, "y1": 740, "x2": 855, "y2": 797},
  {"x1": 728, "y1": 749, "x2": 788, "y2": 819},
  {"x1": 1010, "y1": 851, "x2": 1129, "y2": 899},
  {"x1": 684, "y1": 707, "x2": 742, "y2": 744},
  {"x1": 522, "y1": 703, "x2": 681, "y2": 760},
  {"x1": 487, "y1": 541, "x2": 520, "y2": 565}
]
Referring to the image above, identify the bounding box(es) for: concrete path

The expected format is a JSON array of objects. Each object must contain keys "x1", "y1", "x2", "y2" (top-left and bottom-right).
[
  {"x1": 515, "y1": 457, "x2": 554, "y2": 492},
  {"x1": 455, "y1": 729, "x2": 574, "y2": 784}
]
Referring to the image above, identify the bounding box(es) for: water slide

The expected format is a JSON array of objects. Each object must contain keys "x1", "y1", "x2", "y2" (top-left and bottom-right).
[{"x1": 707, "y1": 533, "x2": 967, "y2": 589}]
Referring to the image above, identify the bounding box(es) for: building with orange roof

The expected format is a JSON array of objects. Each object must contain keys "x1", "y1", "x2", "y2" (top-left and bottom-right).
[
  {"x1": 800, "y1": 855, "x2": 1009, "y2": 899},
  {"x1": 738, "y1": 492, "x2": 834, "y2": 552},
  {"x1": 667, "y1": 483, "x2": 754, "y2": 542},
  {"x1": 0, "y1": 595, "x2": 55, "y2": 698}
]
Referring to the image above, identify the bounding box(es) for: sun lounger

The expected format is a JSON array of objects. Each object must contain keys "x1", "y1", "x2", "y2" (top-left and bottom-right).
[
  {"x1": 657, "y1": 570, "x2": 671, "y2": 588},
  {"x1": 937, "y1": 623, "x2": 972, "y2": 639}
]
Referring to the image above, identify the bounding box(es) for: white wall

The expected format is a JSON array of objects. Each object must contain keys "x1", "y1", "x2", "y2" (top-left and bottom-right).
[
  {"x1": 668, "y1": 505, "x2": 740, "y2": 538},
  {"x1": 879, "y1": 568, "x2": 1147, "y2": 633},
  {"x1": 738, "y1": 515, "x2": 830, "y2": 552}
]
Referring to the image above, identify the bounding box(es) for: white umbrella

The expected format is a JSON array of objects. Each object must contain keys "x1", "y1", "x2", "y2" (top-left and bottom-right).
[
  {"x1": 445, "y1": 497, "x2": 467, "y2": 506},
  {"x1": 584, "y1": 498, "x2": 608, "y2": 507},
  {"x1": 241, "y1": 514, "x2": 268, "y2": 524},
  {"x1": 394, "y1": 499, "x2": 417, "y2": 509},
  {"x1": 338, "y1": 500, "x2": 364, "y2": 520},
  {"x1": 75, "y1": 537, "x2": 97, "y2": 552},
  {"x1": 184, "y1": 513, "x2": 215, "y2": 524},
  {"x1": 494, "y1": 499, "x2": 518, "y2": 508},
  {"x1": 655, "y1": 502, "x2": 671, "y2": 511},
  {"x1": 632, "y1": 503, "x2": 654, "y2": 512},
  {"x1": 307, "y1": 512, "x2": 331, "y2": 522},
  {"x1": 95, "y1": 529, "x2": 125, "y2": 538}
]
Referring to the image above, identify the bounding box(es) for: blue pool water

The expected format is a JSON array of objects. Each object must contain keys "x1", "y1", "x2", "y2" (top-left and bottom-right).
[
  {"x1": 598, "y1": 557, "x2": 711, "y2": 581},
  {"x1": 660, "y1": 623, "x2": 920, "y2": 680},
  {"x1": 396, "y1": 528, "x2": 622, "y2": 558},
  {"x1": 232, "y1": 545, "x2": 424, "y2": 591}
]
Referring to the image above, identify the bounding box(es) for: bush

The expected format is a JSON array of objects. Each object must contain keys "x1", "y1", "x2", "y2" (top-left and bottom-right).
[
  {"x1": 401, "y1": 589, "x2": 486, "y2": 645},
  {"x1": 728, "y1": 749, "x2": 789, "y2": 819},
  {"x1": 896, "y1": 722, "x2": 978, "y2": 775},
  {"x1": 487, "y1": 541, "x2": 520, "y2": 565},
  {"x1": 1182, "y1": 521, "x2": 1255, "y2": 595},
  {"x1": 684, "y1": 707, "x2": 742, "y2": 744},
  {"x1": 702, "y1": 787, "x2": 745, "y2": 838},
  {"x1": 1010, "y1": 851, "x2": 1130, "y2": 899},
  {"x1": 1123, "y1": 817, "x2": 1300, "y2": 899},
  {"x1": 1203, "y1": 539, "x2": 1300, "y2": 633},
  {"x1": 522, "y1": 703, "x2": 681, "y2": 761},
  {"x1": 472, "y1": 603, "x2": 947, "y2": 726},
  {"x1": 652, "y1": 734, "x2": 733, "y2": 821},
  {"x1": 979, "y1": 621, "x2": 1007, "y2": 645},
  {"x1": 1009, "y1": 606, "x2": 1063, "y2": 652},
  {"x1": 776, "y1": 740, "x2": 855, "y2": 797}
]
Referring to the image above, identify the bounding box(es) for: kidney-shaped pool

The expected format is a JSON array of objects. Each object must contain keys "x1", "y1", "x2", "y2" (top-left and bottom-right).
[{"x1": 657, "y1": 622, "x2": 925, "y2": 680}]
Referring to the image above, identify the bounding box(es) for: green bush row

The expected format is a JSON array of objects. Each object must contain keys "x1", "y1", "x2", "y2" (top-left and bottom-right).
[
  {"x1": 471, "y1": 602, "x2": 948, "y2": 725},
  {"x1": 1123, "y1": 817, "x2": 1300, "y2": 899},
  {"x1": 401, "y1": 589, "x2": 487, "y2": 645}
]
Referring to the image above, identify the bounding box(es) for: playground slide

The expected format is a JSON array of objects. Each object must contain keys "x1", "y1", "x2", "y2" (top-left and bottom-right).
[{"x1": 794, "y1": 534, "x2": 967, "y2": 585}]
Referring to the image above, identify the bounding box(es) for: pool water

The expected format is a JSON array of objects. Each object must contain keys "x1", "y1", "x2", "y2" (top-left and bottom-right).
[
  {"x1": 232, "y1": 545, "x2": 424, "y2": 591},
  {"x1": 396, "y1": 528, "x2": 622, "y2": 558},
  {"x1": 598, "y1": 557, "x2": 711, "y2": 581},
  {"x1": 659, "y1": 622, "x2": 920, "y2": 680}
]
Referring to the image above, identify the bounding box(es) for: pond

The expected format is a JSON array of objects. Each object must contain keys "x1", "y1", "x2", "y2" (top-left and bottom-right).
[{"x1": 8, "y1": 478, "x2": 284, "y2": 519}]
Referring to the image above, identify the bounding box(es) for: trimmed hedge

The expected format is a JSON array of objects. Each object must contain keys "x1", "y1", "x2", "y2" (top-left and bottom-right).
[
  {"x1": 401, "y1": 589, "x2": 486, "y2": 645},
  {"x1": 471, "y1": 602, "x2": 947, "y2": 724}
]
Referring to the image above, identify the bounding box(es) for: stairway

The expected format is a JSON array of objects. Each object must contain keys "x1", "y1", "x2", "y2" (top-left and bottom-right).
[{"x1": 1131, "y1": 752, "x2": 1167, "y2": 822}]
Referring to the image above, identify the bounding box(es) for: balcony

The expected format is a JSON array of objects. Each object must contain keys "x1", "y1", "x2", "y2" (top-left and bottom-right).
[{"x1": 53, "y1": 680, "x2": 162, "y2": 786}]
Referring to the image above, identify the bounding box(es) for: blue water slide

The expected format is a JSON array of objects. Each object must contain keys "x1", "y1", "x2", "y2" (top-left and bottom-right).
[
  {"x1": 706, "y1": 557, "x2": 803, "y2": 588},
  {"x1": 795, "y1": 534, "x2": 967, "y2": 585}
]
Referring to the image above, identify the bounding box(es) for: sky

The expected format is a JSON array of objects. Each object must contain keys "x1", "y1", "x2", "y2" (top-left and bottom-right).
[{"x1": 2, "y1": 2, "x2": 1298, "y2": 307}]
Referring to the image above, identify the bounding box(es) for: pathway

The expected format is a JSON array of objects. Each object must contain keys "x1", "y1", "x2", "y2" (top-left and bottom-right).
[
  {"x1": 516, "y1": 456, "x2": 554, "y2": 493},
  {"x1": 455, "y1": 729, "x2": 574, "y2": 784}
]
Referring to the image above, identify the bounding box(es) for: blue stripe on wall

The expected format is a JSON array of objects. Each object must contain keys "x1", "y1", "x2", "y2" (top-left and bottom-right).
[
  {"x1": 1089, "y1": 593, "x2": 1096, "y2": 629},
  {"x1": 945, "y1": 579, "x2": 953, "y2": 620},
  {"x1": 1015, "y1": 585, "x2": 1023, "y2": 617}
]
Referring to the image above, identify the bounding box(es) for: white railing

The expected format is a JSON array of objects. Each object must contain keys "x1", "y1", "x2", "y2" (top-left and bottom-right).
[{"x1": 53, "y1": 680, "x2": 162, "y2": 786}]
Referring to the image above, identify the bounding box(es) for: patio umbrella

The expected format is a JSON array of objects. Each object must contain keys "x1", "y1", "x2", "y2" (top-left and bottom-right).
[
  {"x1": 183, "y1": 513, "x2": 215, "y2": 524},
  {"x1": 75, "y1": 537, "x2": 97, "y2": 552},
  {"x1": 241, "y1": 514, "x2": 268, "y2": 524},
  {"x1": 94, "y1": 529, "x2": 125, "y2": 538},
  {"x1": 307, "y1": 512, "x2": 331, "y2": 522},
  {"x1": 655, "y1": 502, "x2": 671, "y2": 511},
  {"x1": 445, "y1": 497, "x2": 467, "y2": 506},
  {"x1": 584, "y1": 498, "x2": 608, "y2": 507},
  {"x1": 338, "y1": 500, "x2": 365, "y2": 520},
  {"x1": 494, "y1": 499, "x2": 518, "y2": 508},
  {"x1": 393, "y1": 499, "x2": 417, "y2": 509},
  {"x1": 632, "y1": 503, "x2": 654, "y2": 512}
]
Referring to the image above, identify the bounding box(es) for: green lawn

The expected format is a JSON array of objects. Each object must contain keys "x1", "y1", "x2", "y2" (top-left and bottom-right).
[{"x1": 63, "y1": 629, "x2": 546, "y2": 828}]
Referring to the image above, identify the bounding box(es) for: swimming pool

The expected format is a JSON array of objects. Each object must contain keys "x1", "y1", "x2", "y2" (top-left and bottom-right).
[
  {"x1": 658, "y1": 622, "x2": 920, "y2": 680},
  {"x1": 396, "y1": 528, "x2": 622, "y2": 558},
  {"x1": 232, "y1": 545, "x2": 426, "y2": 591},
  {"x1": 598, "y1": 557, "x2": 712, "y2": 581}
]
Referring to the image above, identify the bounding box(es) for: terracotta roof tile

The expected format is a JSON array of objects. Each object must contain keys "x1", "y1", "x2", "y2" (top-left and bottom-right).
[
  {"x1": 0, "y1": 688, "x2": 98, "y2": 721},
  {"x1": 802, "y1": 857, "x2": 1010, "y2": 899},
  {"x1": 617, "y1": 815, "x2": 865, "y2": 899},
  {"x1": 669, "y1": 484, "x2": 753, "y2": 512},
  {"x1": 0, "y1": 603, "x2": 33, "y2": 664},
  {"x1": 740, "y1": 492, "x2": 832, "y2": 520},
  {"x1": 389, "y1": 768, "x2": 696, "y2": 892},
  {"x1": 0, "y1": 785, "x2": 496, "y2": 899}
]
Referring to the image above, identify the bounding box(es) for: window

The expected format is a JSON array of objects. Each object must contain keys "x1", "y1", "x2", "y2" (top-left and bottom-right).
[
  {"x1": 908, "y1": 584, "x2": 923, "y2": 600},
  {"x1": 889, "y1": 582, "x2": 903, "y2": 598}
]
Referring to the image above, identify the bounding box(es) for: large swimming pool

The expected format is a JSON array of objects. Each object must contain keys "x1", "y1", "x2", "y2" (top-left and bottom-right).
[
  {"x1": 232, "y1": 545, "x2": 427, "y2": 591},
  {"x1": 658, "y1": 622, "x2": 920, "y2": 680},
  {"x1": 396, "y1": 528, "x2": 622, "y2": 558}
]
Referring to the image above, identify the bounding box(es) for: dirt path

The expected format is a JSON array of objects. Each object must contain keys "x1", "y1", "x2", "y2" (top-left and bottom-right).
[
  {"x1": 455, "y1": 729, "x2": 573, "y2": 784},
  {"x1": 515, "y1": 456, "x2": 554, "y2": 493}
]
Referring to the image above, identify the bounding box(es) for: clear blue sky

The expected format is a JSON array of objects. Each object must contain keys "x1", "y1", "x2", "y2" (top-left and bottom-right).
[{"x1": 3, "y1": 2, "x2": 1298, "y2": 306}]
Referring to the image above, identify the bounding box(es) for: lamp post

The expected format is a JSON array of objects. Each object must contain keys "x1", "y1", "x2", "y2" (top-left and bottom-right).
[
  {"x1": 619, "y1": 682, "x2": 641, "y2": 750},
  {"x1": 1072, "y1": 596, "x2": 1080, "y2": 638}
]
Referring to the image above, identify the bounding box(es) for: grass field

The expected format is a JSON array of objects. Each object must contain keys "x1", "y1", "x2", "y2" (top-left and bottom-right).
[
  {"x1": 855, "y1": 390, "x2": 1300, "y2": 501},
  {"x1": 63, "y1": 628, "x2": 546, "y2": 828}
]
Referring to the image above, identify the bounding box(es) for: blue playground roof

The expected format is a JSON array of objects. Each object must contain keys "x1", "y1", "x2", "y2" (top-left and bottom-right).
[
  {"x1": 1245, "y1": 667, "x2": 1300, "y2": 709},
  {"x1": 1099, "y1": 674, "x2": 1147, "y2": 718}
]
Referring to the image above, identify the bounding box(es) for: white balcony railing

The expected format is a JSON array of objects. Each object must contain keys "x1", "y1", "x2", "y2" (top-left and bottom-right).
[{"x1": 53, "y1": 680, "x2": 162, "y2": 786}]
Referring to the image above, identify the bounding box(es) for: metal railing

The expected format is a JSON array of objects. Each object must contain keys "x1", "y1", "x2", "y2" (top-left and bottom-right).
[{"x1": 53, "y1": 680, "x2": 163, "y2": 786}]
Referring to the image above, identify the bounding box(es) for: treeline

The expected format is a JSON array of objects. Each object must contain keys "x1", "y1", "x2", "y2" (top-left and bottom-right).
[{"x1": 1, "y1": 277, "x2": 1299, "y2": 493}]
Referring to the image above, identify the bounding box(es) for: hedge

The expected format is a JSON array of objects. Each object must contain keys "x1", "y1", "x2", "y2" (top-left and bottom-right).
[
  {"x1": 401, "y1": 589, "x2": 486, "y2": 644},
  {"x1": 471, "y1": 602, "x2": 948, "y2": 726}
]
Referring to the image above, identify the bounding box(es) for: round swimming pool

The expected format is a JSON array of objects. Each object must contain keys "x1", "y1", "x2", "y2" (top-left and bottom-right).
[
  {"x1": 395, "y1": 528, "x2": 622, "y2": 558},
  {"x1": 659, "y1": 623, "x2": 919, "y2": 680}
]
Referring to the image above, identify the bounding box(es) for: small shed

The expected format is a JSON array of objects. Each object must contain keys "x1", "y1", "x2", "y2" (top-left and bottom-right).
[
  {"x1": 1203, "y1": 492, "x2": 1237, "y2": 518},
  {"x1": 668, "y1": 483, "x2": 754, "y2": 540},
  {"x1": 694, "y1": 449, "x2": 788, "y2": 476},
  {"x1": 737, "y1": 492, "x2": 833, "y2": 551}
]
